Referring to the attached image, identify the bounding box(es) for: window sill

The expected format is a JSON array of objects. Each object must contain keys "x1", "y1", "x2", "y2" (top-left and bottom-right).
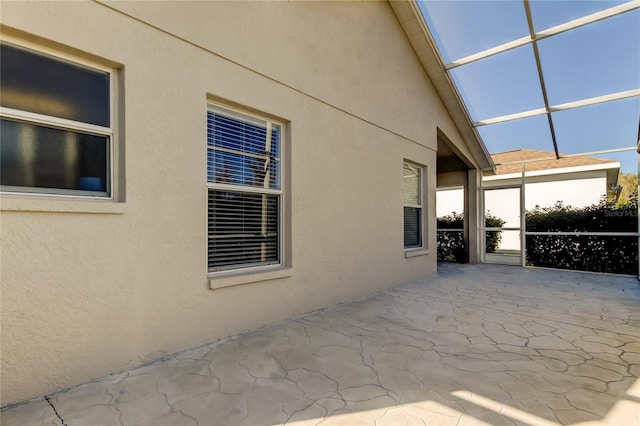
[
  {"x1": 0, "y1": 195, "x2": 125, "y2": 214},
  {"x1": 404, "y1": 248, "x2": 429, "y2": 258},
  {"x1": 209, "y1": 267, "x2": 293, "y2": 290}
]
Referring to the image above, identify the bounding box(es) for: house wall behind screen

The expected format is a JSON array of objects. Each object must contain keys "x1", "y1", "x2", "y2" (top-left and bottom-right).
[{"x1": 0, "y1": 1, "x2": 470, "y2": 404}]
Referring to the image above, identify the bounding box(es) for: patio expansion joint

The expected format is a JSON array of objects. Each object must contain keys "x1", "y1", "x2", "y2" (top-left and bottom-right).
[{"x1": 44, "y1": 395, "x2": 68, "y2": 426}]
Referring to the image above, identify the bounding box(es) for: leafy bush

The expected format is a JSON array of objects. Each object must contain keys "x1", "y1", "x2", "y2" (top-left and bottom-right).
[
  {"x1": 437, "y1": 212, "x2": 506, "y2": 261},
  {"x1": 526, "y1": 234, "x2": 637, "y2": 275},
  {"x1": 437, "y1": 212, "x2": 464, "y2": 231},
  {"x1": 437, "y1": 212, "x2": 465, "y2": 262},
  {"x1": 436, "y1": 197, "x2": 638, "y2": 274},
  {"x1": 485, "y1": 213, "x2": 506, "y2": 254},
  {"x1": 525, "y1": 198, "x2": 638, "y2": 275},
  {"x1": 526, "y1": 198, "x2": 637, "y2": 233}
]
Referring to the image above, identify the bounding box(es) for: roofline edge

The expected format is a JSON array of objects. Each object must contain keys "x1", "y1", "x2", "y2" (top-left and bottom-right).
[{"x1": 388, "y1": 0, "x2": 495, "y2": 173}]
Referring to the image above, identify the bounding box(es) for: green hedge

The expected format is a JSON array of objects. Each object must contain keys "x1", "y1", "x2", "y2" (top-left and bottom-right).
[
  {"x1": 437, "y1": 212, "x2": 505, "y2": 262},
  {"x1": 485, "y1": 214, "x2": 506, "y2": 254},
  {"x1": 525, "y1": 234, "x2": 638, "y2": 275},
  {"x1": 437, "y1": 199, "x2": 638, "y2": 274},
  {"x1": 526, "y1": 199, "x2": 638, "y2": 233},
  {"x1": 525, "y1": 199, "x2": 638, "y2": 275},
  {"x1": 437, "y1": 212, "x2": 464, "y2": 262},
  {"x1": 437, "y1": 230, "x2": 465, "y2": 262}
]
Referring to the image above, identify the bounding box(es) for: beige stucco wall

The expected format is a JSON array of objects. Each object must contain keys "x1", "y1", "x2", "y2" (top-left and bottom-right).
[
  {"x1": 437, "y1": 171, "x2": 468, "y2": 188},
  {"x1": 1, "y1": 1, "x2": 473, "y2": 405}
]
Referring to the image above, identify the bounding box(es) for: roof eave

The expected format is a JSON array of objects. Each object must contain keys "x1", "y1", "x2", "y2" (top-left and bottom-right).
[
  {"x1": 389, "y1": 0, "x2": 495, "y2": 173},
  {"x1": 488, "y1": 161, "x2": 621, "y2": 181}
]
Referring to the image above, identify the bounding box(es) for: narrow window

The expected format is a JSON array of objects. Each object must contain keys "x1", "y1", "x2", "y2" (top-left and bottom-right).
[
  {"x1": 0, "y1": 42, "x2": 112, "y2": 197},
  {"x1": 207, "y1": 105, "x2": 283, "y2": 272},
  {"x1": 404, "y1": 162, "x2": 423, "y2": 248}
]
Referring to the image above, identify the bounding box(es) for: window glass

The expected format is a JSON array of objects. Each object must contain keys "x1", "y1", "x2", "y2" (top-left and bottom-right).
[
  {"x1": 404, "y1": 207, "x2": 421, "y2": 248},
  {"x1": 208, "y1": 191, "x2": 279, "y2": 270},
  {"x1": 403, "y1": 162, "x2": 422, "y2": 248},
  {"x1": 0, "y1": 43, "x2": 110, "y2": 127},
  {"x1": 0, "y1": 119, "x2": 108, "y2": 194},
  {"x1": 207, "y1": 106, "x2": 283, "y2": 272},
  {"x1": 207, "y1": 111, "x2": 280, "y2": 190},
  {"x1": 403, "y1": 164, "x2": 420, "y2": 205}
]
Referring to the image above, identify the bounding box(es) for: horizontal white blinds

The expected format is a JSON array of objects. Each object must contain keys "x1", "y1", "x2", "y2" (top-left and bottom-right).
[
  {"x1": 208, "y1": 190, "x2": 279, "y2": 270},
  {"x1": 404, "y1": 207, "x2": 421, "y2": 247},
  {"x1": 403, "y1": 163, "x2": 420, "y2": 205},
  {"x1": 207, "y1": 106, "x2": 282, "y2": 272},
  {"x1": 207, "y1": 111, "x2": 280, "y2": 190}
]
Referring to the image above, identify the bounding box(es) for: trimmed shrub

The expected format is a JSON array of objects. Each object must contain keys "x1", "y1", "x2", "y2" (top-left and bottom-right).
[
  {"x1": 526, "y1": 198, "x2": 637, "y2": 233},
  {"x1": 437, "y1": 212, "x2": 465, "y2": 262},
  {"x1": 525, "y1": 199, "x2": 638, "y2": 275},
  {"x1": 437, "y1": 212, "x2": 506, "y2": 261},
  {"x1": 485, "y1": 213, "x2": 506, "y2": 254}
]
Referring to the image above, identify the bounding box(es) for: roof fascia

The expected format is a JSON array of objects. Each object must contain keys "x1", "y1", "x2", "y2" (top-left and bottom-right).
[{"x1": 484, "y1": 162, "x2": 621, "y2": 181}]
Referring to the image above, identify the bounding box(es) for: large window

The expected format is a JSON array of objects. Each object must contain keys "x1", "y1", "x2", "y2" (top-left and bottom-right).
[
  {"x1": 403, "y1": 161, "x2": 423, "y2": 249},
  {"x1": 207, "y1": 105, "x2": 283, "y2": 272},
  {"x1": 0, "y1": 42, "x2": 112, "y2": 197}
]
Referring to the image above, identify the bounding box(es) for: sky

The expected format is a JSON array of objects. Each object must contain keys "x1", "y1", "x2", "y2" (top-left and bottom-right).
[{"x1": 417, "y1": 0, "x2": 640, "y2": 173}]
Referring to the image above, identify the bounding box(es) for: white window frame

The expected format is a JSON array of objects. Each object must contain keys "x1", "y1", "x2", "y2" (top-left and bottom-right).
[
  {"x1": 0, "y1": 37, "x2": 116, "y2": 200},
  {"x1": 404, "y1": 160, "x2": 425, "y2": 251},
  {"x1": 206, "y1": 102, "x2": 285, "y2": 277}
]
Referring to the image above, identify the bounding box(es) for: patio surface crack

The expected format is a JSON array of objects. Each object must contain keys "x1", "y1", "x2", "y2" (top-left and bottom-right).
[
  {"x1": 4, "y1": 264, "x2": 637, "y2": 425},
  {"x1": 44, "y1": 395, "x2": 68, "y2": 426}
]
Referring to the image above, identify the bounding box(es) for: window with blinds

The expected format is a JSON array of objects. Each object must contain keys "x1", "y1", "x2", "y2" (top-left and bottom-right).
[
  {"x1": 403, "y1": 162, "x2": 423, "y2": 248},
  {"x1": 207, "y1": 106, "x2": 282, "y2": 272}
]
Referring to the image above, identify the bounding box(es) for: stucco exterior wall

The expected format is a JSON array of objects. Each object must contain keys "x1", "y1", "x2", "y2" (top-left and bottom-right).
[{"x1": 1, "y1": 1, "x2": 471, "y2": 404}]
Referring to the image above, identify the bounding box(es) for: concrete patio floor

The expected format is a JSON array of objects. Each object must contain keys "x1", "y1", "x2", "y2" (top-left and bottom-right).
[{"x1": 2, "y1": 263, "x2": 640, "y2": 426}]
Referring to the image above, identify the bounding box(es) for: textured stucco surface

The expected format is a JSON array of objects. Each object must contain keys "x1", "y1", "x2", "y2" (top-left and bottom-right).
[{"x1": 1, "y1": 1, "x2": 475, "y2": 405}]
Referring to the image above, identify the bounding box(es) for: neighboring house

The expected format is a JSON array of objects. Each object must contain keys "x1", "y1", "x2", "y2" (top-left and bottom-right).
[
  {"x1": 488, "y1": 149, "x2": 620, "y2": 251},
  {"x1": 487, "y1": 149, "x2": 620, "y2": 209},
  {"x1": 0, "y1": 2, "x2": 492, "y2": 405},
  {"x1": 437, "y1": 149, "x2": 620, "y2": 253},
  {"x1": 487, "y1": 149, "x2": 620, "y2": 252}
]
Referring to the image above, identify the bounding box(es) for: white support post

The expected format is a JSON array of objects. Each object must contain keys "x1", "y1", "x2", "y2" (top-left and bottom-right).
[{"x1": 520, "y1": 162, "x2": 526, "y2": 267}]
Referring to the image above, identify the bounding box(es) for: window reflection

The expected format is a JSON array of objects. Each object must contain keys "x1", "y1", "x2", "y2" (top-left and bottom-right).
[{"x1": 0, "y1": 119, "x2": 108, "y2": 193}]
